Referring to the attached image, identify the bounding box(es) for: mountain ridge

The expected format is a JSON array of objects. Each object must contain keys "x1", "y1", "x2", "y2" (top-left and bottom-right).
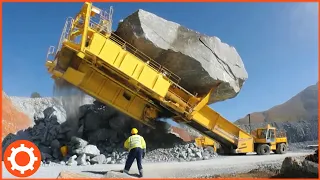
[
  {"x1": 235, "y1": 82, "x2": 318, "y2": 125},
  {"x1": 234, "y1": 83, "x2": 318, "y2": 143}
]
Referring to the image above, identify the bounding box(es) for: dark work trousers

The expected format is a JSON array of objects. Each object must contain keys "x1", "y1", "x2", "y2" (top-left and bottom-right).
[{"x1": 124, "y1": 147, "x2": 143, "y2": 171}]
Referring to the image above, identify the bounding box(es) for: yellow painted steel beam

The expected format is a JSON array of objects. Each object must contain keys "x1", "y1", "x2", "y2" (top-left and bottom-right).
[{"x1": 45, "y1": 2, "x2": 287, "y2": 155}]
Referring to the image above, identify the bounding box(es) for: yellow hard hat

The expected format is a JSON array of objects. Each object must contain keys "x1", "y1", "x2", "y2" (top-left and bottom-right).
[
  {"x1": 131, "y1": 128, "x2": 138, "y2": 134},
  {"x1": 60, "y1": 145, "x2": 68, "y2": 157}
]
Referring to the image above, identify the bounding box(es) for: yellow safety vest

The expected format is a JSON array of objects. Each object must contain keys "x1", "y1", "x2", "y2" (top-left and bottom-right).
[{"x1": 124, "y1": 134, "x2": 146, "y2": 151}]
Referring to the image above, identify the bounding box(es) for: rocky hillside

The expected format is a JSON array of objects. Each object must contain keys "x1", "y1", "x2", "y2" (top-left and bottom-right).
[
  {"x1": 235, "y1": 83, "x2": 318, "y2": 143},
  {"x1": 2, "y1": 91, "x2": 32, "y2": 138}
]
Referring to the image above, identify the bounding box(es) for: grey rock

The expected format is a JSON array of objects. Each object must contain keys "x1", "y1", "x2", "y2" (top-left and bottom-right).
[
  {"x1": 67, "y1": 155, "x2": 78, "y2": 166},
  {"x1": 34, "y1": 111, "x2": 45, "y2": 121},
  {"x1": 280, "y1": 156, "x2": 318, "y2": 177},
  {"x1": 51, "y1": 139, "x2": 60, "y2": 149},
  {"x1": 112, "y1": 152, "x2": 116, "y2": 158},
  {"x1": 41, "y1": 152, "x2": 52, "y2": 160},
  {"x1": 77, "y1": 125, "x2": 84, "y2": 137},
  {"x1": 86, "y1": 155, "x2": 91, "y2": 161},
  {"x1": 78, "y1": 104, "x2": 93, "y2": 118},
  {"x1": 29, "y1": 122, "x2": 47, "y2": 141},
  {"x1": 83, "y1": 111, "x2": 102, "y2": 131},
  {"x1": 302, "y1": 159, "x2": 318, "y2": 174},
  {"x1": 119, "y1": 158, "x2": 126, "y2": 164},
  {"x1": 52, "y1": 149, "x2": 61, "y2": 159},
  {"x1": 115, "y1": 9, "x2": 248, "y2": 104},
  {"x1": 91, "y1": 154, "x2": 106, "y2": 164},
  {"x1": 196, "y1": 152, "x2": 202, "y2": 159},
  {"x1": 70, "y1": 136, "x2": 88, "y2": 149},
  {"x1": 179, "y1": 152, "x2": 187, "y2": 159},
  {"x1": 110, "y1": 160, "x2": 116, "y2": 164},
  {"x1": 203, "y1": 156, "x2": 209, "y2": 160},
  {"x1": 43, "y1": 107, "x2": 56, "y2": 118},
  {"x1": 76, "y1": 154, "x2": 87, "y2": 166},
  {"x1": 143, "y1": 142, "x2": 218, "y2": 163},
  {"x1": 105, "y1": 147, "x2": 114, "y2": 154},
  {"x1": 188, "y1": 153, "x2": 195, "y2": 157},
  {"x1": 192, "y1": 148, "x2": 199, "y2": 153},
  {"x1": 116, "y1": 154, "x2": 120, "y2": 160},
  {"x1": 39, "y1": 145, "x2": 52, "y2": 154},
  {"x1": 106, "y1": 157, "x2": 112, "y2": 164},
  {"x1": 87, "y1": 128, "x2": 117, "y2": 143},
  {"x1": 82, "y1": 145, "x2": 100, "y2": 157},
  {"x1": 2, "y1": 131, "x2": 33, "y2": 159},
  {"x1": 73, "y1": 148, "x2": 84, "y2": 155},
  {"x1": 109, "y1": 116, "x2": 128, "y2": 131}
]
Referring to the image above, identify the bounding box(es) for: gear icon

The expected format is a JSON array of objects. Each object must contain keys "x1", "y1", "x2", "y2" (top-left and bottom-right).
[{"x1": 7, "y1": 143, "x2": 39, "y2": 174}]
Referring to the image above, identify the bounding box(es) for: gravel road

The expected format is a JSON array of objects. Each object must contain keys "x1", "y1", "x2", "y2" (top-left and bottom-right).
[{"x1": 2, "y1": 152, "x2": 311, "y2": 178}]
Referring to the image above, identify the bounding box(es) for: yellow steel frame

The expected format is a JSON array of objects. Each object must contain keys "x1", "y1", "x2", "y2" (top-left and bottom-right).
[{"x1": 45, "y1": 2, "x2": 287, "y2": 155}]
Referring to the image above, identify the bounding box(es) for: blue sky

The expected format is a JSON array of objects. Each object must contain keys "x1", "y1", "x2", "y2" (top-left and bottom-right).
[{"x1": 2, "y1": 2, "x2": 318, "y2": 122}]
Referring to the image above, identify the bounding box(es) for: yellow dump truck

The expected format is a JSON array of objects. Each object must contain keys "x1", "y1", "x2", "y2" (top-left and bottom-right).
[
  {"x1": 196, "y1": 124, "x2": 288, "y2": 155},
  {"x1": 45, "y1": 2, "x2": 287, "y2": 155},
  {"x1": 251, "y1": 124, "x2": 288, "y2": 155}
]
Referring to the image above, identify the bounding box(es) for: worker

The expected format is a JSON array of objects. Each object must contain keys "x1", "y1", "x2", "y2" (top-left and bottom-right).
[{"x1": 123, "y1": 128, "x2": 146, "y2": 178}]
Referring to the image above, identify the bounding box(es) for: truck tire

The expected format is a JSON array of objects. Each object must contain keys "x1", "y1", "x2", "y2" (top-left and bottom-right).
[
  {"x1": 275, "y1": 143, "x2": 287, "y2": 154},
  {"x1": 216, "y1": 145, "x2": 231, "y2": 155},
  {"x1": 257, "y1": 144, "x2": 271, "y2": 155}
]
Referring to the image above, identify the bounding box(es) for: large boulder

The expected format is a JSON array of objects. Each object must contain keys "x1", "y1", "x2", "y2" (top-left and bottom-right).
[
  {"x1": 115, "y1": 10, "x2": 248, "y2": 104},
  {"x1": 279, "y1": 156, "x2": 318, "y2": 178}
]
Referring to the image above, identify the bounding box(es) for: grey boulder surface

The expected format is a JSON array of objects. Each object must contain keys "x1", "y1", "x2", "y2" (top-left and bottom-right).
[{"x1": 115, "y1": 9, "x2": 248, "y2": 104}]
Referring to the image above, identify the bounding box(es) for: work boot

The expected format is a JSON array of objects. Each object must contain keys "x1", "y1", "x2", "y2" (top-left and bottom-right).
[
  {"x1": 139, "y1": 169, "x2": 143, "y2": 178},
  {"x1": 123, "y1": 169, "x2": 129, "y2": 174}
]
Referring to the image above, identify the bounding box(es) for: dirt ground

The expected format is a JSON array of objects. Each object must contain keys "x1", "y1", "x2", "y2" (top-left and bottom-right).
[
  {"x1": 2, "y1": 152, "x2": 312, "y2": 178},
  {"x1": 213, "y1": 169, "x2": 278, "y2": 178}
]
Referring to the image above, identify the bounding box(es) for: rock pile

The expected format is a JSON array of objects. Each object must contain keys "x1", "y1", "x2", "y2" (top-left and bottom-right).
[
  {"x1": 62, "y1": 138, "x2": 217, "y2": 166},
  {"x1": 144, "y1": 143, "x2": 217, "y2": 163},
  {"x1": 3, "y1": 98, "x2": 217, "y2": 166},
  {"x1": 9, "y1": 94, "x2": 94, "y2": 126}
]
